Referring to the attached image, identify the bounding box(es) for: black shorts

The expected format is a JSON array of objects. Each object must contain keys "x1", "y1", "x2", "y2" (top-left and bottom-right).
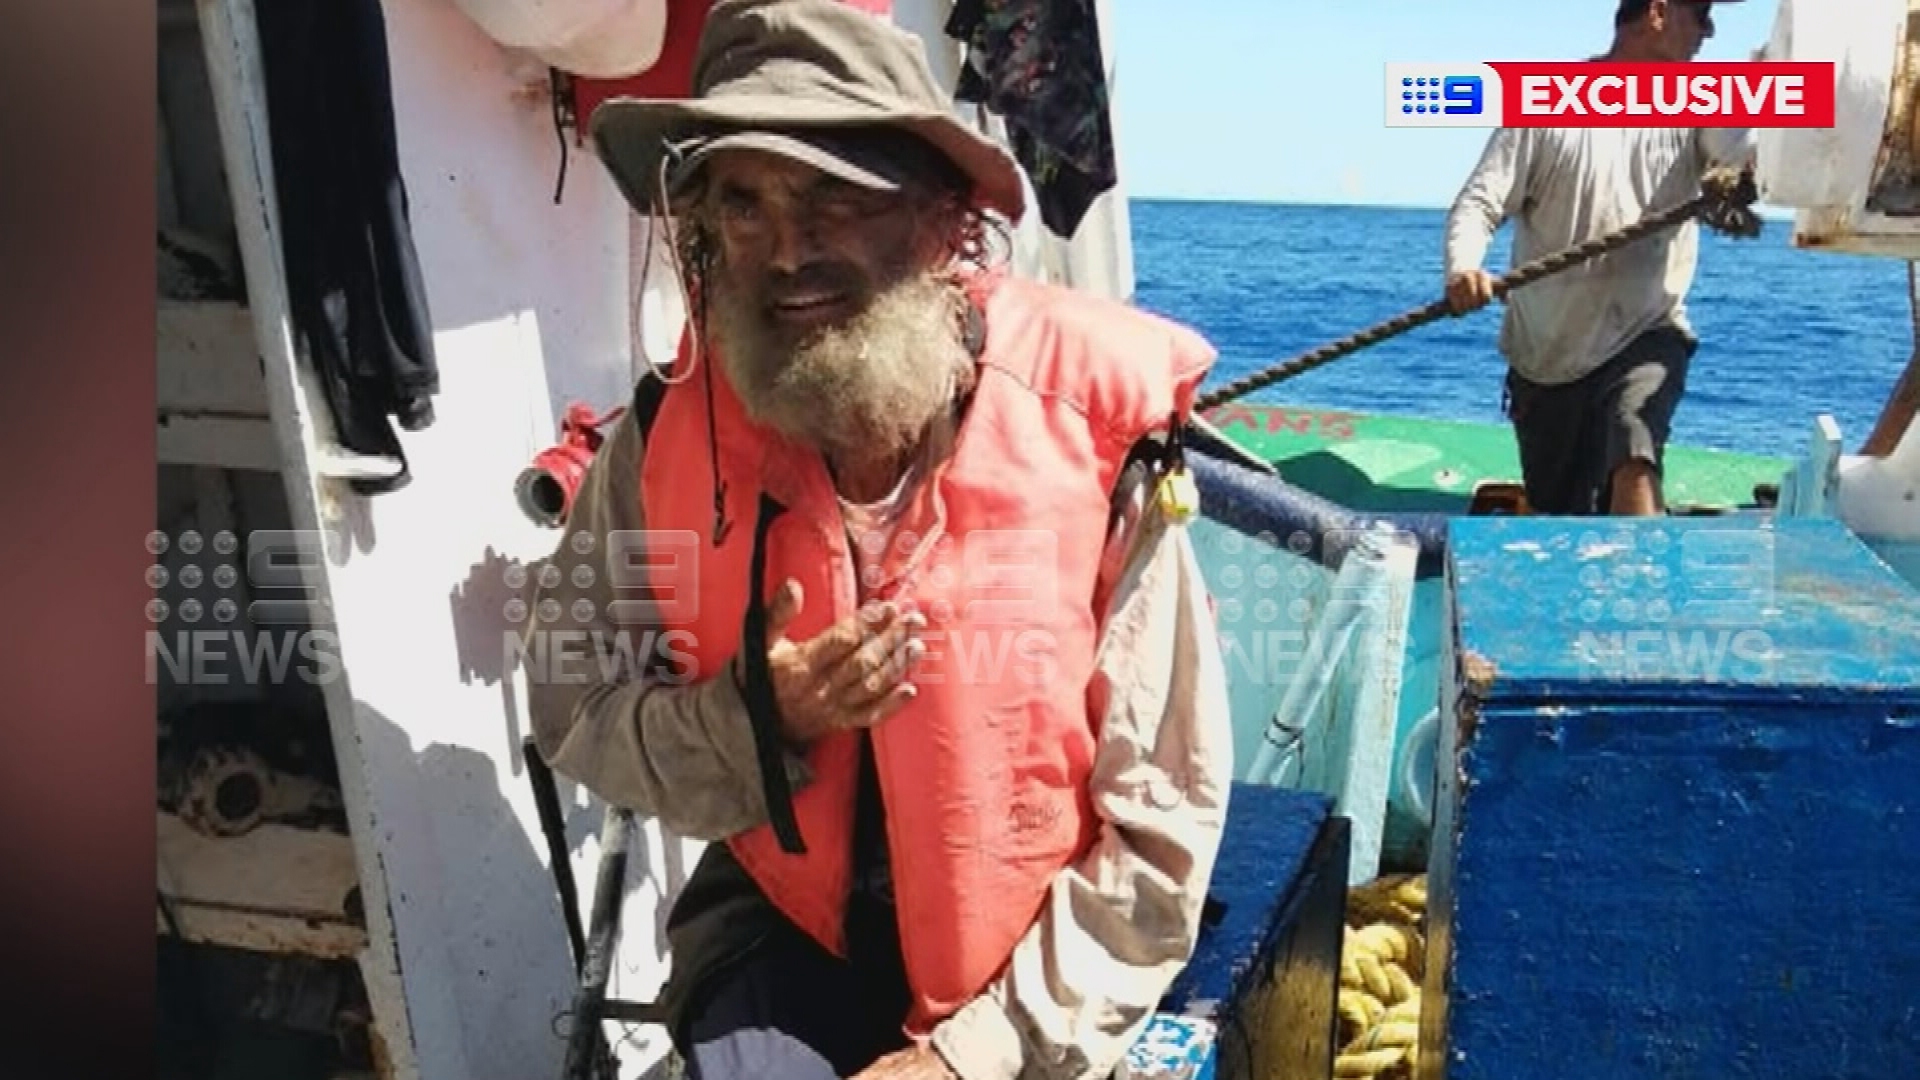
[
  {"x1": 1503, "y1": 323, "x2": 1695, "y2": 515},
  {"x1": 675, "y1": 909, "x2": 911, "y2": 1080}
]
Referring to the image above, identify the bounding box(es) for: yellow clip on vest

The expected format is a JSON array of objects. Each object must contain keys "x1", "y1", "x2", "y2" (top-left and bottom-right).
[{"x1": 1156, "y1": 466, "x2": 1201, "y2": 524}]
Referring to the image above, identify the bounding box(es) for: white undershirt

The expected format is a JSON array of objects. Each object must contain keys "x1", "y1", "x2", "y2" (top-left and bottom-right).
[{"x1": 840, "y1": 461, "x2": 919, "y2": 602}]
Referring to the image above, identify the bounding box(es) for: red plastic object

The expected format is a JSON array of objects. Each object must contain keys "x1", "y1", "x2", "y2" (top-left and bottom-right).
[{"x1": 516, "y1": 402, "x2": 627, "y2": 528}]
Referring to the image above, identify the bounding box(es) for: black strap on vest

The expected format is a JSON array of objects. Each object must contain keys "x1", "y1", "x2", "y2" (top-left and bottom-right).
[
  {"x1": 632, "y1": 373, "x2": 803, "y2": 852},
  {"x1": 1109, "y1": 410, "x2": 1191, "y2": 537},
  {"x1": 630, "y1": 371, "x2": 667, "y2": 441},
  {"x1": 742, "y1": 494, "x2": 807, "y2": 854},
  {"x1": 628, "y1": 371, "x2": 676, "y2": 687}
]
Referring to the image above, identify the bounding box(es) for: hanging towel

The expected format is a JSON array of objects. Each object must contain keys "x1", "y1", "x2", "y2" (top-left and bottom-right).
[
  {"x1": 946, "y1": 0, "x2": 1118, "y2": 239},
  {"x1": 256, "y1": 0, "x2": 439, "y2": 495}
]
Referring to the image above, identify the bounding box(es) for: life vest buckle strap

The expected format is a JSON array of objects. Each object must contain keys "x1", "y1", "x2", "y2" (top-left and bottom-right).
[
  {"x1": 1156, "y1": 468, "x2": 1201, "y2": 525},
  {"x1": 1156, "y1": 410, "x2": 1200, "y2": 524},
  {"x1": 1165, "y1": 409, "x2": 1188, "y2": 475},
  {"x1": 741, "y1": 493, "x2": 806, "y2": 854}
]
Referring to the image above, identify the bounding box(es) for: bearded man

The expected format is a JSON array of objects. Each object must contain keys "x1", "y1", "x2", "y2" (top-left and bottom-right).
[{"x1": 521, "y1": 2, "x2": 1234, "y2": 1078}]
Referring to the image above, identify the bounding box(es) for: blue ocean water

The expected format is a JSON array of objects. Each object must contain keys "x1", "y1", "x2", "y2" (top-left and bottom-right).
[{"x1": 1131, "y1": 200, "x2": 1913, "y2": 460}]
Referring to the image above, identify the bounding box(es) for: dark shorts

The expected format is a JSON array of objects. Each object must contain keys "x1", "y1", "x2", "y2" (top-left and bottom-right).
[
  {"x1": 674, "y1": 894, "x2": 911, "y2": 1080},
  {"x1": 1503, "y1": 323, "x2": 1695, "y2": 515}
]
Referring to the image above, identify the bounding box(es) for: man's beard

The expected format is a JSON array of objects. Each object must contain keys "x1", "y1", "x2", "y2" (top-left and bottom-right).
[{"x1": 711, "y1": 272, "x2": 974, "y2": 463}]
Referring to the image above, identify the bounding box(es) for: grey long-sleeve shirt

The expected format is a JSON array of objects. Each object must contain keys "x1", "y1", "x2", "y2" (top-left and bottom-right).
[
  {"x1": 520, "y1": 401, "x2": 1235, "y2": 1080},
  {"x1": 1444, "y1": 124, "x2": 1756, "y2": 386}
]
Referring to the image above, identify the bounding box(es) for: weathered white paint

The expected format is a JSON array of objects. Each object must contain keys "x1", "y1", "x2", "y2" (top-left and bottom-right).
[
  {"x1": 1754, "y1": 0, "x2": 1905, "y2": 210},
  {"x1": 1328, "y1": 526, "x2": 1418, "y2": 886},
  {"x1": 157, "y1": 414, "x2": 282, "y2": 471},
  {"x1": 158, "y1": 302, "x2": 272, "y2": 416},
  {"x1": 1756, "y1": 0, "x2": 1920, "y2": 254},
  {"x1": 158, "y1": 300, "x2": 282, "y2": 470},
  {"x1": 158, "y1": 812, "x2": 369, "y2": 958},
  {"x1": 303, "y1": 0, "x2": 707, "y2": 1075},
  {"x1": 1779, "y1": 413, "x2": 1920, "y2": 585},
  {"x1": 200, "y1": 0, "x2": 702, "y2": 1074},
  {"x1": 196, "y1": 1, "x2": 429, "y2": 1076}
]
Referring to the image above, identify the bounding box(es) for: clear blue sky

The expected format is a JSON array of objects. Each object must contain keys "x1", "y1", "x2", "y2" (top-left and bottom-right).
[{"x1": 1107, "y1": 0, "x2": 1779, "y2": 207}]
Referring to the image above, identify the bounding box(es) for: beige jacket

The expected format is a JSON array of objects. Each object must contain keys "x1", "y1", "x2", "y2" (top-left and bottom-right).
[
  {"x1": 522, "y1": 400, "x2": 1234, "y2": 1080},
  {"x1": 1444, "y1": 124, "x2": 1755, "y2": 386}
]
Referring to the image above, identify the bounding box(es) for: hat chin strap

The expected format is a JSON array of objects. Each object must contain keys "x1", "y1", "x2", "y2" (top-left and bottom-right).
[
  {"x1": 648, "y1": 148, "x2": 704, "y2": 390},
  {"x1": 641, "y1": 146, "x2": 733, "y2": 547}
]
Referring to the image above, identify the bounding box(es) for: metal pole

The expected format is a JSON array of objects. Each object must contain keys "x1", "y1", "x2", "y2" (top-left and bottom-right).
[
  {"x1": 562, "y1": 806, "x2": 637, "y2": 1080},
  {"x1": 523, "y1": 738, "x2": 588, "y2": 971}
]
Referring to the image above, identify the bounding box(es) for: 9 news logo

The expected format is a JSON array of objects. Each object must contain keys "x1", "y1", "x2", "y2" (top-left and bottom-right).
[
  {"x1": 1398, "y1": 75, "x2": 1484, "y2": 118},
  {"x1": 1386, "y1": 63, "x2": 1498, "y2": 128}
]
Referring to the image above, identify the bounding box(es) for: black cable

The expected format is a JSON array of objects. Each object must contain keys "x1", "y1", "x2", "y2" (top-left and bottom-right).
[{"x1": 550, "y1": 67, "x2": 571, "y2": 206}]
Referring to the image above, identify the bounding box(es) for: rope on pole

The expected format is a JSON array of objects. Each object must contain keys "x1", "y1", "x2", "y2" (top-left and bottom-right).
[{"x1": 1193, "y1": 166, "x2": 1762, "y2": 414}]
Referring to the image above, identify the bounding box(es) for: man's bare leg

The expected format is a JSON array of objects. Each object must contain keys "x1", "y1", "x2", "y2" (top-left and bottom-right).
[
  {"x1": 1866, "y1": 262, "x2": 1920, "y2": 456},
  {"x1": 1862, "y1": 345, "x2": 1920, "y2": 457},
  {"x1": 1608, "y1": 459, "x2": 1663, "y2": 516}
]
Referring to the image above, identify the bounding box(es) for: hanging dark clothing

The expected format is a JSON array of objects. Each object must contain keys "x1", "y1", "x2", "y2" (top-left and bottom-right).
[
  {"x1": 946, "y1": 0, "x2": 1118, "y2": 239},
  {"x1": 256, "y1": 0, "x2": 439, "y2": 495}
]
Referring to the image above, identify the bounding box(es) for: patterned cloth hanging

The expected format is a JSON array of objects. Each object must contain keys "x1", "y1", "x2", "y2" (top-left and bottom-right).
[{"x1": 946, "y1": 0, "x2": 1117, "y2": 238}]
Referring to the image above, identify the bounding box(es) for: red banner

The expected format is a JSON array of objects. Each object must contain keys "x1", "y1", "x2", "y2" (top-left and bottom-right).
[{"x1": 1487, "y1": 62, "x2": 1835, "y2": 128}]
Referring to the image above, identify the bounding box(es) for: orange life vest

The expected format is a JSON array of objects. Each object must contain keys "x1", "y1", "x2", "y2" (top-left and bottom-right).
[{"x1": 638, "y1": 270, "x2": 1214, "y2": 1033}]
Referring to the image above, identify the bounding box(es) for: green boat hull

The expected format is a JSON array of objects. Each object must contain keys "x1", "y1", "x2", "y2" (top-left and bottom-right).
[
  {"x1": 1200, "y1": 401, "x2": 1787, "y2": 514},
  {"x1": 1191, "y1": 401, "x2": 1791, "y2": 868}
]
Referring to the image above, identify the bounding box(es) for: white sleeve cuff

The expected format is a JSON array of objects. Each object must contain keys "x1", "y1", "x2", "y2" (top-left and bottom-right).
[{"x1": 930, "y1": 996, "x2": 1026, "y2": 1080}]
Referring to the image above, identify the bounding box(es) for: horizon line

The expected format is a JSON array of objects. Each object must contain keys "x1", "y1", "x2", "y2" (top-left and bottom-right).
[{"x1": 1125, "y1": 192, "x2": 1797, "y2": 220}]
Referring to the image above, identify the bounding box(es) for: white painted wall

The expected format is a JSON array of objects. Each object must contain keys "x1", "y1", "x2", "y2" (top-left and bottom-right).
[
  {"x1": 315, "y1": 1, "x2": 713, "y2": 1076},
  {"x1": 204, "y1": 0, "x2": 703, "y2": 1074}
]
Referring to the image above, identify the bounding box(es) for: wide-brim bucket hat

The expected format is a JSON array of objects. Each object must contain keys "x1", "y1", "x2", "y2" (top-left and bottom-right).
[{"x1": 590, "y1": 0, "x2": 1027, "y2": 223}]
